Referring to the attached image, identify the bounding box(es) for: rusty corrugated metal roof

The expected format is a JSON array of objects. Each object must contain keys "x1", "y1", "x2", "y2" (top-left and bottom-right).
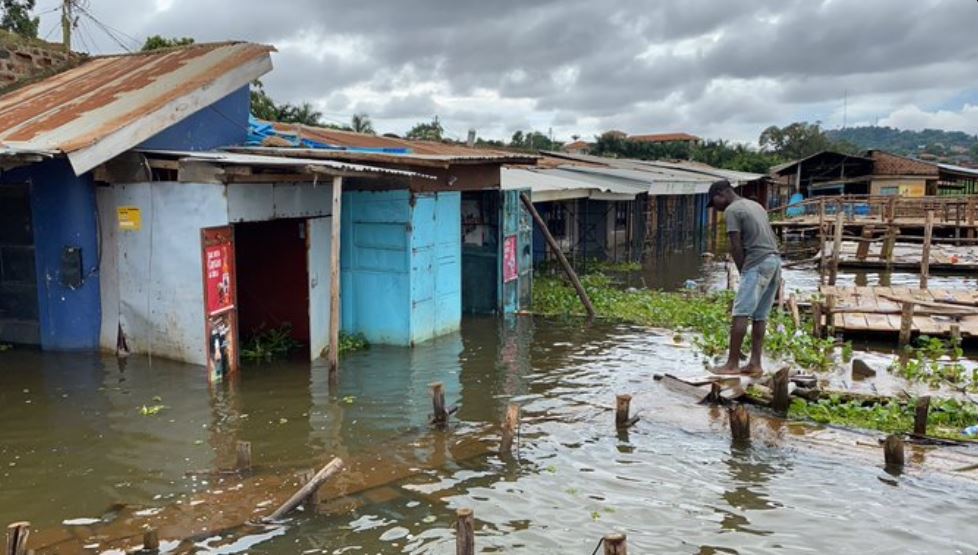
[
  {"x1": 628, "y1": 132, "x2": 700, "y2": 143},
  {"x1": 0, "y1": 42, "x2": 274, "y2": 174}
]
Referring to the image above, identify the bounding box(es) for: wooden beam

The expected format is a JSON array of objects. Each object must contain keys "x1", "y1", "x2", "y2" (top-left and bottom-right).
[
  {"x1": 328, "y1": 176, "x2": 343, "y2": 376},
  {"x1": 920, "y1": 210, "x2": 933, "y2": 289}
]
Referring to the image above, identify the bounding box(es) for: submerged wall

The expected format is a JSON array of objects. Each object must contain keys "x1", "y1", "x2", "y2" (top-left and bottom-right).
[{"x1": 341, "y1": 190, "x2": 461, "y2": 346}]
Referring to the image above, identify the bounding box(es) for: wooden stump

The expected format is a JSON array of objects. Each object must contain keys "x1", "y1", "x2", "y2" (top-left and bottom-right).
[
  {"x1": 950, "y1": 324, "x2": 961, "y2": 359},
  {"x1": 603, "y1": 533, "x2": 628, "y2": 555},
  {"x1": 456, "y1": 508, "x2": 475, "y2": 555},
  {"x1": 431, "y1": 382, "x2": 448, "y2": 426},
  {"x1": 884, "y1": 434, "x2": 905, "y2": 469},
  {"x1": 142, "y1": 529, "x2": 159, "y2": 552},
  {"x1": 236, "y1": 440, "x2": 252, "y2": 471},
  {"x1": 776, "y1": 279, "x2": 785, "y2": 312},
  {"x1": 824, "y1": 293, "x2": 836, "y2": 335},
  {"x1": 855, "y1": 226, "x2": 873, "y2": 260},
  {"x1": 5, "y1": 522, "x2": 29, "y2": 555},
  {"x1": 771, "y1": 367, "x2": 790, "y2": 416},
  {"x1": 898, "y1": 302, "x2": 914, "y2": 348},
  {"x1": 615, "y1": 394, "x2": 638, "y2": 429},
  {"x1": 500, "y1": 403, "x2": 520, "y2": 455},
  {"x1": 811, "y1": 302, "x2": 823, "y2": 338},
  {"x1": 788, "y1": 294, "x2": 800, "y2": 328},
  {"x1": 729, "y1": 404, "x2": 750, "y2": 442},
  {"x1": 913, "y1": 396, "x2": 930, "y2": 436}
]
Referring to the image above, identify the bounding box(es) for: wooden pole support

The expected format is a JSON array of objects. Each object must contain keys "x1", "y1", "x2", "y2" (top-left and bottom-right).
[
  {"x1": 824, "y1": 293, "x2": 836, "y2": 335},
  {"x1": 950, "y1": 324, "x2": 962, "y2": 361},
  {"x1": 788, "y1": 294, "x2": 800, "y2": 328},
  {"x1": 920, "y1": 210, "x2": 933, "y2": 289},
  {"x1": 817, "y1": 199, "x2": 827, "y2": 284},
  {"x1": 431, "y1": 382, "x2": 448, "y2": 426},
  {"x1": 855, "y1": 226, "x2": 873, "y2": 260},
  {"x1": 328, "y1": 176, "x2": 343, "y2": 376},
  {"x1": 884, "y1": 434, "x2": 904, "y2": 469},
  {"x1": 500, "y1": 403, "x2": 521, "y2": 455},
  {"x1": 729, "y1": 404, "x2": 750, "y2": 441},
  {"x1": 5, "y1": 522, "x2": 29, "y2": 555},
  {"x1": 776, "y1": 278, "x2": 785, "y2": 312},
  {"x1": 615, "y1": 394, "x2": 638, "y2": 428},
  {"x1": 142, "y1": 529, "x2": 159, "y2": 552},
  {"x1": 829, "y1": 205, "x2": 844, "y2": 285},
  {"x1": 771, "y1": 367, "x2": 790, "y2": 416},
  {"x1": 265, "y1": 457, "x2": 343, "y2": 521},
  {"x1": 898, "y1": 302, "x2": 914, "y2": 348},
  {"x1": 456, "y1": 508, "x2": 475, "y2": 555},
  {"x1": 913, "y1": 396, "x2": 930, "y2": 436},
  {"x1": 603, "y1": 533, "x2": 628, "y2": 555},
  {"x1": 520, "y1": 193, "x2": 595, "y2": 318},
  {"x1": 236, "y1": 440, "x2": 252, "y2": 471},
  {"x1": 811, "y1": 301, "x2": 823, "y2": 338}
]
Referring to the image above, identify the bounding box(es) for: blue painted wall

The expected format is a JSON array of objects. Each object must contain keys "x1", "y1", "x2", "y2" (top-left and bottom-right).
[
  {"x1": 341, "y1": 190, "x2": 461, "y2": 346},
  {"x1": 1, "y1": 158, "x2": 101, "y2": 350},
  {"x1": 138, "y1": 85, "x2": 250, "y2": 151}
]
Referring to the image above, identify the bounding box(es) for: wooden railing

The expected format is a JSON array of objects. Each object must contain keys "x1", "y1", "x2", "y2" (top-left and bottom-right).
[{"x1": 769, "y1": 194, "x2": 977, "y2": 226}]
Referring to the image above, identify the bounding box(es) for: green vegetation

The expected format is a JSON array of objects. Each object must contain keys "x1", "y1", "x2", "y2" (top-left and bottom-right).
[
  {"x1": 405, "y1": 117, "x2": 444, "y2": 141},
  {"x1": 1, "y1": 0, "x2": 39, "y2": 39},
  {"x1": 789, "y1": 396, "x2": 978, "y2": 441},
  {"x1": 338, "y1": 331, "x2": 369, "y2": 354},
  {"x1": 827, "y1": 126, "x2": 978, "y2": 163},
  {"x1": 533, "y1": 273, "x2": 840, "y2": 372},
  {"x1": 889, "y1": 335, "x2": 975, "y2": 392},
  {"x1": 241, "y1": 324, "x2": 303, "y2": 362},
  {"x1": 139, "y1": 404, "x2": 167, "y2": 416},
  {"x1": 758, "y1": 121, "x2": 860, "y2": 160},
  {"x1": 140, "y1": 35, "x2": 195, "y2": 51}
]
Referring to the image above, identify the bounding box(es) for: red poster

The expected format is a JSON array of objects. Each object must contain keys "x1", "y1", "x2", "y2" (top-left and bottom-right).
[
  {"x1": 205, "y1": 243, "x2": 234, "y2": 315},
  {"x1": 503, "y1": 235, "x2": 518, "y2": 283}
]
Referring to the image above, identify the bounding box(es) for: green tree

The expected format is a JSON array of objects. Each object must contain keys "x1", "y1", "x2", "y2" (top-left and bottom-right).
[
  {"x1": 277, "y1": 102, "x2": 323, "y2": 126},
  {"x1": 350, "y1": 112, "x2": 374, "y2": 134},
  {"x1": 758, "y1": 121, "x2": 848, "y2": 160},
  {"x1": 249, "y1": 79, "x2": 279, "y2": 121},
  {"x1": 406, "y1": 117, "x2": 444, "y2": 141},
  {"x1": 141, "y1": 35, "x2": 195, "y2": 51},
  {"x1": 508, "y1": 129, "x2": 562, "y2": 152},
  {"x1": 1, "y1": 0, "x2": 38, "y2": 38}
]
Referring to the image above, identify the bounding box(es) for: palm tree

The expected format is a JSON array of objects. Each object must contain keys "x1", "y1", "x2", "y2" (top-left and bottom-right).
[
  {"x1": 278, "y1": 103, "x2": 323, "y2": 126},
  {"x1": 351, "y1": 113, "x2": 375, "y2": 134}
]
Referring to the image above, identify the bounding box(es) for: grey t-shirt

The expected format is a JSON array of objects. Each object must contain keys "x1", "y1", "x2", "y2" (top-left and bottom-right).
[{"x1": 725, "y1": 198, "x2": 779, "y2": 270}]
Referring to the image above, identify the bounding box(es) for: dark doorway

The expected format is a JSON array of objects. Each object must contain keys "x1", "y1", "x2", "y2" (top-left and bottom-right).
[
  {"x1": 461, "y1": 191, "x2": 499, "y2": 314},
  {"x1": 0, "y1": 184, "x2": 39, "y2": 345},
  {"x1": 234, "y1": 219, "x2": 310, "y2": 357}
]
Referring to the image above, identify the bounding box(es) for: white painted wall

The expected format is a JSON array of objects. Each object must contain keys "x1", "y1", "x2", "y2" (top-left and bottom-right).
[{"x1": 306, "y1": 216, "x2": 332, "y2": 361}]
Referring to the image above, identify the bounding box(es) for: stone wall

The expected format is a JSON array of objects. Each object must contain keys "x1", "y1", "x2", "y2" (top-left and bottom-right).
[{"x1": 0, "y1": 31, "x2": 79, "y2": 87}]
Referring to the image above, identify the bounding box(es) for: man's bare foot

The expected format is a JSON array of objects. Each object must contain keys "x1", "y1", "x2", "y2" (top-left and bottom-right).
[
  {"x1": 710, "y1": 363, "x2": 742, "y2": 375},
  {"x1": 738, "y1": 363, "x2": 763, "y2": 376}
]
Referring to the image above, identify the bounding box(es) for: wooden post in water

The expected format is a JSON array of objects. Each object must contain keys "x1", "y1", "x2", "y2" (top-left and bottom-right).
[
  {"x1": 884, "y1": 434, "x2": 905, "y2": 469},
  {"x1": 236, "y1": 440, "x2": 252, "y2": 471},
  {"x1": 772, "y1": 367, "x2": 790, "y2": 416},
  {"x1": 265, "y1": 458, "x2": 343, "y2": 522},
  {"x1": 142, "y1": 529, "x2": 159, "y2": 553},
  {"x1": 615, "y1": 394, "x2": 638, "y2": 429},
  {"x1": 824, "y1": 293, "x2": 836, "y2": 336},
  {"x1": 788, "y1": 294, "x2": 800, "y2": 328},
  {"x1": 811, "y1": 301, "x2": 823, "y2": 338},
  {"x1": 899, "y1": 302, "x2": 914, "y2": 348},
  {"x1": 817, "y1": 198, "x2": 826, "y2": 284},
  {"x1": 829, "y1": 206, "x2": 844, "y2": 285},
  {"x1": 500, "y1": 403, "x2": 521, "y2": 455},
  {"x1": 603, "y1": 533, "x2": 628, "y2": 555},
  {"x1": 855, "y1": 226, "x2": 873, "y2": 261},
  {"x1": 328, "y1": 176, "x2": 343, "y2": 378},
  {"x1": 5, "y1": 522, "x2": 29, "y2": 555},
  {"x1": 729, "y1": 404, "x2": 750, "y2": 441},
  {"x1": 456, "y1": 508, "x2": 475, "y2": 555},
  {"x1": 431, "y1": 382, "x2": 448, "y2": 427},
  {"x1": 920, "y1": 210, "x2": 934, "y2": 289},
  {"x1": 914, "y1": 396, "x2": 930, "y2": 436},
  {"x1": 520, "y1": 193, "x2": 595, "y2": 318}
]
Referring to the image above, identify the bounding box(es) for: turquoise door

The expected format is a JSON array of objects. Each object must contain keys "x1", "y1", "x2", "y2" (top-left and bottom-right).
[{"x1": 499, "y1": 189, "x2": 532, "y2": 313}]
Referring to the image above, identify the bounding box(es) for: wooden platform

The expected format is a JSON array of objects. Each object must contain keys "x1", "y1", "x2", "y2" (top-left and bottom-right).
[
  {"x1": 826, "y1": 241, "x2": 978, "y2": 272},
  {"x1": 819, "y1": 286, "x2": 978, "y2": 338}
]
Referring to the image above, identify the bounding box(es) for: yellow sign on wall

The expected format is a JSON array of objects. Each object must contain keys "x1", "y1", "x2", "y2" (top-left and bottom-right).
[
  {"x1": 899, "y1": 182, "x2": 925, "y2": 197},
  {"x1": 117, "y1": 206, "x2": 142, "y2": 231}
]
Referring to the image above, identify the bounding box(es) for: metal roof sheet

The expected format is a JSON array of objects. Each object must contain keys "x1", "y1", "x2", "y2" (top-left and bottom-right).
[
  {"x1": 502, "y1": 166, "x2": 640, "y2": 202},
  {"x1": 139, "y1": 149, "x2": 431, "y2": 179},
  {"x1": 0, "y1": 42, "x2": 274, "y2": 175}
]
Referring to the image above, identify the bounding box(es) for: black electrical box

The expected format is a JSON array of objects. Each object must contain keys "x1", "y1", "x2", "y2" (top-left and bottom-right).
[{"x1": 60, "y1": 246, "x2": 83, "y2": 289}]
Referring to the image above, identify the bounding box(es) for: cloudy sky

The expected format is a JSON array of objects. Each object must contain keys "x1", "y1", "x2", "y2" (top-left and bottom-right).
[{"x1": 36, "y1": 0, "x2": 978, "y2": 144}]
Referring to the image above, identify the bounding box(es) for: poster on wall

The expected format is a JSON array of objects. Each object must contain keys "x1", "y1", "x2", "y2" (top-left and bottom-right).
[
  {"x1": 503, "y1": 234, "x2": 518, "y2": 283},
  {"x1": 201, "y1": 226, "x2": 238, "y2": 383}
]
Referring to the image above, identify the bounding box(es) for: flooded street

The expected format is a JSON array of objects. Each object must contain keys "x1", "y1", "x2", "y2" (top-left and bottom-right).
[{"x1": 4, "y1": 304, "x2": 978, "y2": 553}]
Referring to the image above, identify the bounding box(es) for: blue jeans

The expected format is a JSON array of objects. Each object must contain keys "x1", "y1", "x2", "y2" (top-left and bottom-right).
[{"x1": 732, "y1": 255, "x2": 781, "y2": 321}]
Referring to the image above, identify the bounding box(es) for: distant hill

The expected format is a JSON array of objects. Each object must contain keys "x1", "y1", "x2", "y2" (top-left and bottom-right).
[{"x1": 827, "y1": 126, "x2": 978, "y2": 164}]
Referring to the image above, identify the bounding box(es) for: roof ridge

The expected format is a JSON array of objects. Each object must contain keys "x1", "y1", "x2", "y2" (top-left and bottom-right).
[{"x1": 89, "y1": 41, "x2": 275, "y2": 59}]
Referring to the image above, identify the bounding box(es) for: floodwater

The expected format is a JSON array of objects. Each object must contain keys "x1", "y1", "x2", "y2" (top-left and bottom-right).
[{"x1": 4, "y1": 311, "x2": 978, "y2": 553}]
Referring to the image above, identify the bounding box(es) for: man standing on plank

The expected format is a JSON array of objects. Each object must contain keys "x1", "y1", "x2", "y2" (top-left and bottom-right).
[{"x1": 707, "y1": 179, "x2": 782, "y2": 376}]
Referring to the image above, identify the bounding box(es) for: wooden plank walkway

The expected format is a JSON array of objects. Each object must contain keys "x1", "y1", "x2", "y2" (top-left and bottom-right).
[
  {"x1": 819, "y1": 286, "x2": 978, "y2": 338},
  {"x1": 825, "y1": 241, "x2": 978, "y2": 272}
]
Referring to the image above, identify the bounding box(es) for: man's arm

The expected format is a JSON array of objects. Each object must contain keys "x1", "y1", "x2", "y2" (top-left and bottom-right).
[{"x1": 728, "y1": 231, "x2": 745, "y2": 272}]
